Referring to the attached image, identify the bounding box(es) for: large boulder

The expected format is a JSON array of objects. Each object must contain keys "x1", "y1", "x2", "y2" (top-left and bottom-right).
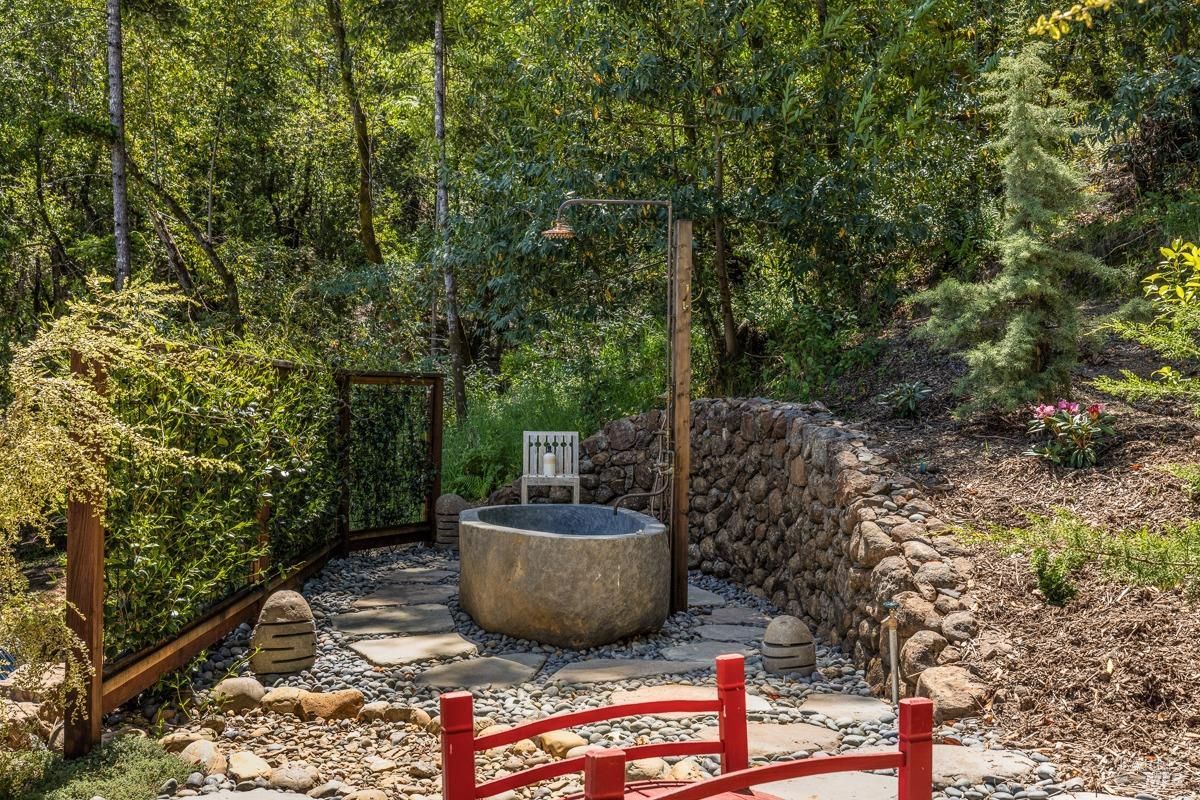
[
  {"x1": 916, "y1": 665, "x2": 990, "y2": 721},
  {"x1": 260, "y1": 686, "x2": 309, "y2": 715},
  {"x1": 212, "y1": 677, "x2": 265, "y2": 712},
  {"x1": 900, "y1": 630, "x2": 948, "y2": 686},
  {"x1": 534, "y1": 729, "x2": 587, "y2": 758},
  {"x1": 180, "y1": 739, "x2": 228, "y2": 774},
  {"x1": 298, "y1": 689, "x2": 364, "y2": 721},
  {"x1": 250, "y1": 591, "x2": 316, "y2": 675},
  {"x1": 228, "y1": 750, "x2": 271, "y2": 782}
]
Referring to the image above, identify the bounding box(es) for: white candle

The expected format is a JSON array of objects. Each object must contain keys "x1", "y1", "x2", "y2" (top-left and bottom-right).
[{"x1": 543, "y1": 451, "x2": 557, "y2": 477}]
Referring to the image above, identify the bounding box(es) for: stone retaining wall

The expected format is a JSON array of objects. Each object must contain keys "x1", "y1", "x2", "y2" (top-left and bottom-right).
[{"x1": 490, "y1": 397, "x2": 980, "y2": 697}]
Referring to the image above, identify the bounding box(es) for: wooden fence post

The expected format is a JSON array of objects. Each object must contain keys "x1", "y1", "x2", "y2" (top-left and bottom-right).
[
  {"x1": 716, "y1": 653, "x2": 748, "y2": 774},
  {"x1": 670, "y1": 219, "x2": 692, "y2": 614},
  {"x1": 898, "y1": 697, "x2": 934, "y2": 800},
  {"x1": 65, "y1": 352, "x2": 105, "y2": 758},
  {"x1": 440, "y1": 691, "x2": 475, "y2": 800},
  {"x1": 584, "y1": 750, "x2": 627, "y2": 800},
  {"x1": 335, "y1": 372, "x2": 351, "y2": 556},
  {"x1": 427, "y1": 375, "x2": 444, "y2": 541}
]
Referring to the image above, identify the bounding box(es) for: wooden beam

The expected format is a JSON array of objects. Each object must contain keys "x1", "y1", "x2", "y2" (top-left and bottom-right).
[
  {"x1": 65, "y1": 353, "x2": 105, "y2": 758},
  {"x1": 670, "y1": 219, "x2": 692, "y2": 614},
  {"x1": 427, "y1": 375, "x2": 444, "y2": 541}
]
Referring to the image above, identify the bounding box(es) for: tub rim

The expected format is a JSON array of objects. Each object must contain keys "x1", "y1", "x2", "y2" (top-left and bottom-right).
[{"x1": 458, "y1": 503, "x2": 665, "y2": 540}]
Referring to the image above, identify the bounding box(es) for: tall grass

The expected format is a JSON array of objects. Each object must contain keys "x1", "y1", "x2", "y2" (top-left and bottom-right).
[{"x1": 442, "y1": 318, "x2": 667, "y2": 500}]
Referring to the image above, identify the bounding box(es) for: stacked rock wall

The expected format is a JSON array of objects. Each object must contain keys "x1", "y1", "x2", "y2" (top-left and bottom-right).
[{"x1": 490, "y1": 397, "x2": 978, "y2": 694}]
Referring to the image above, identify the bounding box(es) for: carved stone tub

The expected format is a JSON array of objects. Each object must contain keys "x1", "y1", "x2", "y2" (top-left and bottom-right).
[{"x1": 457, "y1": 504, "x2": 669, "y2": 648}]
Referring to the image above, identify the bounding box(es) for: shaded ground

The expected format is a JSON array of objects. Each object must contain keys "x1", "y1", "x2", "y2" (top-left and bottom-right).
[
  {"x1": 830, "y1": 319, "x2": 1200, "y2": 796},
  {"x1": 962, "y1": 546, "x2": 1200, "y2": 796},
  {"x1": 829, "y1": 317, "x2": 1200, "y2": 531}
]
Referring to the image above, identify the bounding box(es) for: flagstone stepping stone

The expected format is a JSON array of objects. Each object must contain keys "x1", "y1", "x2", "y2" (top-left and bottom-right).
[
  {"x1": 381, "y1": 567, "x2": 457, "y2": 584},
  {"x1": 549, "y1": 659, "x2": 710, "y2": 683},
  {"x1": 698, "y1": 721, "x2": 840, "y2": 756},
  {"x1": 688, "y1": 586, "x2": 725, "y2": 607},
  {"x1": 349, "y1": 633, "x2": 477, "y2": 666},
  {"x1": 353, "y1": 584, "x2": 455, "y2": 608},
  {"x1": 659, "y1": 641, "x2": 753, "y2": 662},
  {"x1": 416, "y1": 653, "x2": 547, "y2": 688},
  {"x1": 929, "y1": 745, "x2": 1035, "y2": 787},
  {"x1": 797, "y1": 693, "x2": 895, "y2": 723},
  {"x1": 763, "y1": 771, "x2": 897, "y2": 800},
  {"x1": 607, "y1": 684, "x2": 773, "y2": 717},
  {"x1": 695, "y1": 624, "x2": 768, "y2": 642},
  {"x1": 704, "y1": 606, "x2": 769, "y2": 626},
  {"x1": 332, "y1": 604, "x2": 454, "y2": 636}
]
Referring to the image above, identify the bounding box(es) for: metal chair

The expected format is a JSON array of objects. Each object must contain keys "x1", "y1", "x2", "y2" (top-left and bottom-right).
[{"x1": 520, "y1": 430, "x2": 581, "y2": 504}]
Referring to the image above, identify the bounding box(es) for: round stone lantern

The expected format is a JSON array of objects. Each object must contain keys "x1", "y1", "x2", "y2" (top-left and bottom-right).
[{"x1": 762, "y1": 615, "x2": 816, "y2": 676}]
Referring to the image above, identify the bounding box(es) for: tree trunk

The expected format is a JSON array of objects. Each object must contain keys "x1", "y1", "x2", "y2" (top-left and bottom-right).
[
  {"x1": 129, "y1": 158, "x2": 243, "y2": 334},
  {"x1": 435, "y1": 0, "x2": 468, "y2": 420},
  {"x1": 107, "y1": 0, "x2": 132, "y2": 290},
  {"x1": 711, "y1": 125, "x2": 739, "y2": 372},
  {"x1": 326, "y1": 0, "x2": 383, "y2": 264}
]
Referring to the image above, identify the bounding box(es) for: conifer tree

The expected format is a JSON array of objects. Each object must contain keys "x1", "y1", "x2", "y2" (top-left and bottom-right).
[{"x1": 916, "y1": 41, "x2": 1113, "y2": 412}]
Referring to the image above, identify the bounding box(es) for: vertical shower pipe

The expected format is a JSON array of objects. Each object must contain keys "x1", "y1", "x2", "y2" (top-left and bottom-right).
[{"x1": 544, "y1": 199, "x2": 690, "y2": 613}]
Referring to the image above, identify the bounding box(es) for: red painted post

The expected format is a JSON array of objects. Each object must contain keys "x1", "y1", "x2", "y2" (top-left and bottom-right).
[
  {"x1": 441, "y1": 691, "x2": 477, "y2": 800},
  {"x1": 898, "y1": 698, "x2": 934, "y2": 800},
  {"x1": 584, "y1": 749, "x2": 628, "y2": 800},
  {"x1": 715, "y1": 654, "x2": 748, "y2": 774}
]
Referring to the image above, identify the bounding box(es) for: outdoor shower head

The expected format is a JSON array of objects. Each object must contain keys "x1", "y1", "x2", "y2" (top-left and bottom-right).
[{"x1": 541, "y1": 218, "x2": 575, "y2": 240}]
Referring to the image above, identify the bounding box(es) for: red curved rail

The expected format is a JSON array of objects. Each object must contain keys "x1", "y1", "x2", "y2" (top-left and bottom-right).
[
  {"x1": 477, "y1": 741, "x2": 721, "y2": 798},
  {"x1": 640, "y1": 751, "x2": 905, "y2": 800},
  {"x1": 473, "y1": 700, "x2": 722, "y2": 751}
]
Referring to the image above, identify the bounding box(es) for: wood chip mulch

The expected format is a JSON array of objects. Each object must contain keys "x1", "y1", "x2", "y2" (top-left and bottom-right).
[{"x1": 962, "y1": 547, "x2": 1200, "y2": 796}]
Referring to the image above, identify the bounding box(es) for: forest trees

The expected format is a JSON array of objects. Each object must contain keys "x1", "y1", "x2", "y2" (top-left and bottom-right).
[{"x1": 916, "y1": 42, "x2": 1113, "y2": 412}]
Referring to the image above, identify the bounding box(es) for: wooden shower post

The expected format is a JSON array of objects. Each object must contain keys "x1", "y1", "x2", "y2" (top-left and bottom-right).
[{"x1": 670, "y1": 219, "x2": 692, "y2": 614}]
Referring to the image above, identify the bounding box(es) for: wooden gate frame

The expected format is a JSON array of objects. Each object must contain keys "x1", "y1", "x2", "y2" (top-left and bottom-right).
[
  {"x1": 63, "y1": 364, "x2": 443, "y2": 757},
  {"x1": 335, "y1": 370, "x2": 443, "y2": 552}
]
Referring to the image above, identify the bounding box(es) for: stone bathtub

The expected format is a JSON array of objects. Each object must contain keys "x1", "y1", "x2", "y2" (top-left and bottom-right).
[{"x1": 458, "y1": 504, "x2": 669, "y2": 649}]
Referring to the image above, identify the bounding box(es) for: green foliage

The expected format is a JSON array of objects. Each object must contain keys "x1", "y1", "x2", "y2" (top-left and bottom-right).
[
  {"x1": 1025, "y1": 400, "x2": 1116, "y2": 468},
  {"x1": 1099, "y1": 241, "x2": 1200, "y2": 414},
  {"x1": 24, "y1": 736, "x2": 187, "y2": 800},
  {"x1": 1164, "y1": 463, "x2": 1200, "y2": 500},
  {"x1": 965, "y1": 510, "x2": 1200, "y2": 599},
  {"x1": 1030, "y1": 546, "x2": 1080, "y2": 605},
  {"x1": 915, "y1": 42, "x2": 1115, "y2": 414},
  {"x1": 441, "y1": 318, "x2": 666, "y2": 500},
  {"x1": 348, "y1": 383, "x2": 436, "y2": 530},
  {"x1": 877, "y1": 381, "x2": 933, "y2": 418}
]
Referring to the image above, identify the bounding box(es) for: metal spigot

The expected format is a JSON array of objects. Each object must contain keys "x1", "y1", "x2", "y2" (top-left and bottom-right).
[{"x1": 883, "y1": 599, "x2": 900, "y2": 706}]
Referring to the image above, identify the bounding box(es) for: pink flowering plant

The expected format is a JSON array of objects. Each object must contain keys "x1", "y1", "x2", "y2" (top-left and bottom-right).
[{"x1": 1025, "y1": 400, "x2": 1116, "y2": 468}]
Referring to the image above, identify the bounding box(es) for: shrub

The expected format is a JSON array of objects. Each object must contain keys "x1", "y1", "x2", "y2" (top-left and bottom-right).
[
  {"x1": 877, "y1": 381, "x2": 933, "y2": 418},
  {"x1": 1025, "y1": 400, "x2": 1116, "y2": 468},
  {"x1": 915, "y1": 42, "x2": 1114, "y2": 413},
  {"x1": 25, "y1": 736, "x2": 187, "y2": 800}
]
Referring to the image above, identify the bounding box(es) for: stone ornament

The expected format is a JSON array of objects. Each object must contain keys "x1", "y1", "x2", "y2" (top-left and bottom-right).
[
  {"x1": 250, "y1": 590, "x2": 316, "y2": 675},
  {"x1": 762, "y1": 615, "x2": 816, "y2": 676},
  {"x1": 435, "y1": 493, "x2": 470, "y2": 547}
]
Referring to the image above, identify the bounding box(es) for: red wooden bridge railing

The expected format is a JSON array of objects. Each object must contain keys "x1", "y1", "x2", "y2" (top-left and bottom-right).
[{"x1": 441, "y1": 654, "x2": 750, "y2": 800}]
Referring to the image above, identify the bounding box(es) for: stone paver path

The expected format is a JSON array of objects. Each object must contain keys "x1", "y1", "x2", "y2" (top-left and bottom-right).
[
  {"x1": 795, "y1": 693, "x2": 894, "y2": 723},
  {"x1": 353, "y1": 584, "x2": 456, "y2": 608},
  {"x1": 764, "y1": 772, "x2": 898, "y2": 800},
  {"x1": 171, "y1": 543, "x2": 1083, "y2": 800},
  {"x1": 549, "y1": 658, "x2": 711, "y2": 683},
  {"x1": 660, "y1": 640, "x2": 754, "y2": 661},
  {"x1": 698, "y1": 720, "x2": 842, "y2": 756},
  {"x1": 348, "y1": 632, "x2": 477, "y2": 666},
  {"x1": 695, "y1": 623, "x2": 770, "y2": 642},
  {"x1": 608, "y1": 684, "x2": 773, "y2": 716},
  {"x1": 415, "y1": 653, "x2": 546, "y2": 688},
  {"x1": 332, "y1": 604, "x2": 455, "y2": 636}
]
